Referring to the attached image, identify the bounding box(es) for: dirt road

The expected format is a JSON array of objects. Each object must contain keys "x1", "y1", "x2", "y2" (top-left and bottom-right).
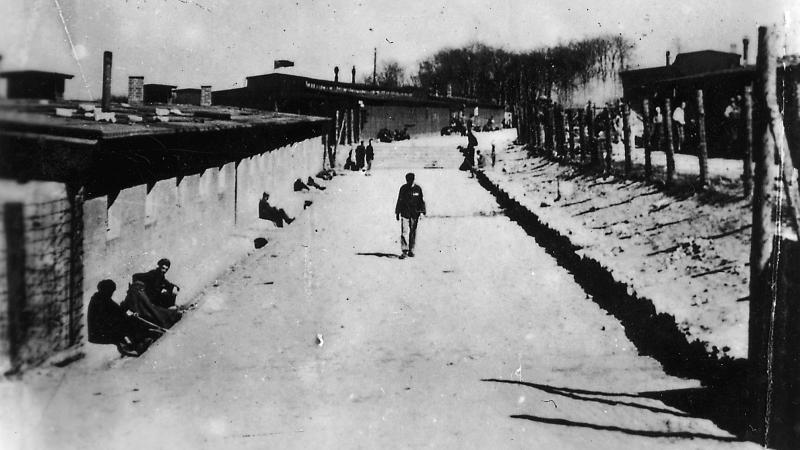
[{"x1": 7, "y1": 135, "x2": 759, "y2": 449}]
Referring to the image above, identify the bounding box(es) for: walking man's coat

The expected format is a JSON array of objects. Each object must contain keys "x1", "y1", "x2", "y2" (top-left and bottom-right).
[{"x1": 395, "y1": 173, "x2": 426, "y2": 258}]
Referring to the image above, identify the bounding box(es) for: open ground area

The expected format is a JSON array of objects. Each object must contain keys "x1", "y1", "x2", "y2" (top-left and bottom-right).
[{"x1": 2, "y1": 133, "x2": 761, "y2": 449}]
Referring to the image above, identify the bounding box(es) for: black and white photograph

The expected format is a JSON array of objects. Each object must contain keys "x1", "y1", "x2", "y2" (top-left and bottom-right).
[{"x1": 1, "y1": 1, "x2": 800, "y2": 448}]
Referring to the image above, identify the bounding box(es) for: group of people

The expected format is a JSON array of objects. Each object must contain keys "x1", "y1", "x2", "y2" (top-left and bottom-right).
[
  {"x1": 88, "y1": 258, "x2": 183, "y2": 356},
  {"x1": 344, "y1": 139, "x2": 375, "y2": 172}
]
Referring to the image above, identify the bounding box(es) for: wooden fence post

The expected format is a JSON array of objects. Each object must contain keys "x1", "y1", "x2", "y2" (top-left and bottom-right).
[
  {"x1": 4, "y1": 203, "x2": 26, "y2": 371},
  {"x1": 748, "y1": 25, "x2": 787, "y2": 447},
  {"x1": 743, "y1": 85, "x2": 755, "y2": 196},
  {"x1": 604, "y1": 105, "x2": 613, "y2": 174},
  {"x1": 556, "y1": 104, "x2": 566, "y2": 159},
  {"x1": 663, "y1": 98, "x2": 676, "y2": 186},
  {"x1": 621, "y1": 101, "x2": 632, "y2": 176},
  {"x1": 548, "y1": 102, "x2": 556, "y2": 155},
  {"x1": 696, "y1": 90, "x2": 709, "y2": 188},
  {"x1": 568, "y1": 109, "x2": 576, "y2": 159},
  {"x1": 643, "y1": 98, "x2": 652, "y2": 180},
  {"x1": 578, "y1": 109, "x2": 586, "y2": 163},
  {"x1": 588, "y1": 102, "x2": 597, "y2": 167},
  {"x1": 334, "y1": 110, "x2": 340, "y2": 156},
  {"x1": 348, "y1": 108, "x2": 354, "y2": 145}
]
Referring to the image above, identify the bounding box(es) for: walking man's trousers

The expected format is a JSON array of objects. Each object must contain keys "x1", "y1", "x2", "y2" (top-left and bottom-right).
[{"x1": 400, "y1": 216, "x2": 419, "y2": 254}]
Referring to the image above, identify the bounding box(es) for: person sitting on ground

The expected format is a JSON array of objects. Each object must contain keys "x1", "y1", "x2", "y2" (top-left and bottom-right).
[
  {"x1": 258, "y1": 192, "x2": 295, "y2": 227},
  {"x1": 132, "y1": 258, "x2": 180, "y2": 309},
  {"x1": 476, "y1": 150, "x2": 486, "y2": 170},
  {"x1": 122, "y1": 280, "x2": 182, "y2": 331},
  {"x1": 344, "y1": 149, "x2": 356, "y2": 171},
  {"x1": 88, "y1": 279, "x2": 153, "y2": 356},
  {"x1": 316, "y1": 169, "x2": 334, "y2": 180},
  {"x1": 307, "y1": 176, "x2": 325, "y2": 190},
  {"x1": 293, "y1": 178, "x2": 310, "y2": 192}
]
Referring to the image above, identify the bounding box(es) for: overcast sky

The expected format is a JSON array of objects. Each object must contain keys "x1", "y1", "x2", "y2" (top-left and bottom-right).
[{"x1": 1, "y1": 0, "x2": 797, "y2": 100}]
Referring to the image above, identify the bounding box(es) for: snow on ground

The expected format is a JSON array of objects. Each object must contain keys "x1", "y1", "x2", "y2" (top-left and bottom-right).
[{"x1": 478, "y1": 129, "x2": 752, "y2": 359}]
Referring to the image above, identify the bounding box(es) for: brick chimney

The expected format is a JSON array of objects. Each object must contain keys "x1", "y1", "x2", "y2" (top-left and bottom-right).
[
  {"x1": 743, "y1": 37, "x2": 750, "y2": 65},
  {"x1": 665, "y1": 51, "x2": 671, "y2": 66},
  {"x1": 200, "y1": 85, "x2": 212, "y2": 106},
  {"x1": 128, "y1": 76, "x2": 144, "y2": 105},
  {"x1": 334, "y1": 66, "x2": 339, "y2": 83},
  {"x1": 351, "y1": 66, "x2": 356, "y2": 84}
]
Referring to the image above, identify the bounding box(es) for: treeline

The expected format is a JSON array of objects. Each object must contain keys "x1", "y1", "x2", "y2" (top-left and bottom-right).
[{"x1": 411, "y1": 35, "x2": 634, "y2": 106}]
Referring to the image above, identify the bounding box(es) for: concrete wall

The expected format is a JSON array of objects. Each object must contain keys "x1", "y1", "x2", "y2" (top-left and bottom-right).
[
  {"x1": 0, "y1": 133, "x2": 325, "y2": 370},
  {"x1": 362, "y1": 104, "x2": 451, "y2": 138},
  {"x1": 82, "y1": 135, "x2": 325, "y2": 328}
]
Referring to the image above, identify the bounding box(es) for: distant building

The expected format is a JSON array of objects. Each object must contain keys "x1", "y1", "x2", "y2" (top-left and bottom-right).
[
  {"x1": 213, "y1": 73, "x2": 504, "y2": 140},
  {"x1": 0, "y1": 70, "x2": 74, "y2": 100},
  {"x1": 174, "y1": 88, "x2": 201, "y2": 105},
  {"x1": 620, "y1": 50, "x2": 755, "y2": 158},
  {"x1": 143, "y1": 83, "x2": 177, "y2": 104},
  {"x1": 174, "y1": 86, "x2": 213, "y2": 106}
]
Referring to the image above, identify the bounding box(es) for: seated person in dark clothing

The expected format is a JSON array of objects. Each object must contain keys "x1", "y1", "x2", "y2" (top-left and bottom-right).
[
  {"x1": 132, "y1": 258, "x2": 180, "y2": 309},
  {"x1": 258, "y1": 192, "x2": 295, "y2": 227},
  {"x1": 293, "y1": 178, "x2": 310, "y2": 192},
  {"x1": 316, "y1": 169, "x2": 334, "y2": 181},
  {"x1": 88, "y1": 279, "x2": 152, "y2": 356},
  {"x1": 122, "y1": 280, "x2": 182, "y2": 330},
  {"x1": 307, "y1": 176, "x2": 325, "y2": 190}
]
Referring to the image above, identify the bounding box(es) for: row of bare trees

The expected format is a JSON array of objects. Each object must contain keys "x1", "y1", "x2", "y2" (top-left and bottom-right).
[{"x1": 372, "y1": 35, "x2": 635, "y2": 105}]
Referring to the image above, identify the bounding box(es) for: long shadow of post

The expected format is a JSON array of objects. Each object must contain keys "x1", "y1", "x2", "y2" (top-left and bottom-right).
[{"x1": 484, "y1": 378, "x2": 749, "y2": 442}]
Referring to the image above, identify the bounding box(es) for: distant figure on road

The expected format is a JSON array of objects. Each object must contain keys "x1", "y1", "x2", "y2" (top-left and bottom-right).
[
  {"x1": 395, "y1": 172, "x2": 426, "y2": 259},
  {"x1": 366, "y1": 139, "x2": 375, "y2": 171},
  {"x1": 459, "y1": 124, "x2": 477, "y2": 176},
  {"x1": 672, "y1": 101, "x2": 686, "y2": 153},
  {"x1": 259, "y1": 192, "x2": 295, "y2": 227},
  {"x1": 355, "y1": 140, "x2": 366, "y2": 170},
  {"x1": 132, "y1": 258, "x2": 180, "y2": 309}
]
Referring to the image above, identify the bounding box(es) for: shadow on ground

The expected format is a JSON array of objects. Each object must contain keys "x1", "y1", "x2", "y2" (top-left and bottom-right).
[
  {"x1": 475, "y1": 169, "x2": 756, "y2": 441},
  {"x1": 356, "y1": 252, "x2": 400, "y2": 259},
  {"x1": 484, "y1": 378, "x2": 751, "y2": 442}
]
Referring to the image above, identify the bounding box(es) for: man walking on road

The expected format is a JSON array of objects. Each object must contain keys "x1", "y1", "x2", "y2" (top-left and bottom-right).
[{"x1": 395, "y1": 172, "x2": 426, "y2": 259}]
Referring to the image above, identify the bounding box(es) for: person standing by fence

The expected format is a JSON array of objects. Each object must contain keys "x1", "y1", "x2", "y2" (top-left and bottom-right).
[
  {"x1": 653, "y1": 106, "x2": 664, "y2": 153},
  {"x1": 672, "y1": 101, "x2": 686, "y2": 153}
]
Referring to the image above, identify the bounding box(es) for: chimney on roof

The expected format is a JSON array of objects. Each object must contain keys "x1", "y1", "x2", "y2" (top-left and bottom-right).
[
  {"x1": 351, "y1": 66, "x2": 356, "y2": 84},
  {"x1": 128, "y1": 76, "x2": 144, "y2": 105},
  {"x1": 200, "y1": 85, "x2": 212, "y2": 106},
  {"x1": 665, "y1": 51, "x2": 671, "y2": 66},
  {"x1": 742, "y1": 37, "x2": 750, "y2": 65},
  {"x1": 334, "y1": 66, "x2": 339, "y2": 83},
  {"x1": 102, "y1": 51, "x2": 112, "y2": 111}
]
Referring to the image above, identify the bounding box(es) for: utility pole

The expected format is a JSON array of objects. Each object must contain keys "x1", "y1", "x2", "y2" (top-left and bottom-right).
[{"x1": 373, "y1": 48, "x2": 377, "y2": 86}]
